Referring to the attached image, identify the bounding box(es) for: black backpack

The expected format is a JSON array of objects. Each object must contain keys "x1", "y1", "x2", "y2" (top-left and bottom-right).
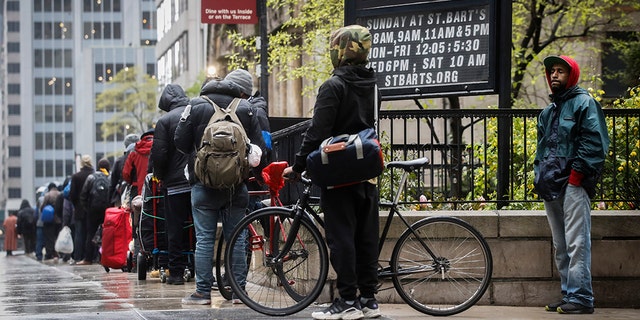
[{"x1": 89, "y1": 172, "x2": 111, "y2": 213}]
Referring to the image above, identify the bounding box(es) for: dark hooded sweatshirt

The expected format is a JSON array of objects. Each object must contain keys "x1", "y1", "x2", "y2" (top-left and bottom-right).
[
  {"x1": 150, "y1": 84, "x2": 191, "y2": 193},
  {"x1": 292, "y1": 67, "x2": 378, "y2": 173}
]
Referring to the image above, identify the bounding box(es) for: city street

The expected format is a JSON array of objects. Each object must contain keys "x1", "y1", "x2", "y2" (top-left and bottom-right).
[{"x1": 0, "y1": 252, "x2": 638, "y2": 319}]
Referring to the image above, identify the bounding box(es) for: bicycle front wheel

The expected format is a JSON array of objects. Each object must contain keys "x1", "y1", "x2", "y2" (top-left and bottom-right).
[
  {"x1": 225, "y1": 207, "x2": 328, "y2": 316},
  {"x1": 391, "y1": 216, "x2": 492, "y2": 316}
]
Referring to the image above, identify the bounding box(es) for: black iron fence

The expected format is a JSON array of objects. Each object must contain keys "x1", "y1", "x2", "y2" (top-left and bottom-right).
[{"x1": 270, "y1": 108, "x2": 640, "y2": 210}]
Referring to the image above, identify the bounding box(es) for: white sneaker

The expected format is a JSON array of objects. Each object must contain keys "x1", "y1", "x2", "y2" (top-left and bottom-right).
[{"x1": 312, "y1": 298, "x2": 364, "y2": 320}]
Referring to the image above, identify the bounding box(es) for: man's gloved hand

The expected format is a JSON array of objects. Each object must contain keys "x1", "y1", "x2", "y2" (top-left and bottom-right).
[{"x1": 568, "y1": 169, "x2": 584, "y2": 186}]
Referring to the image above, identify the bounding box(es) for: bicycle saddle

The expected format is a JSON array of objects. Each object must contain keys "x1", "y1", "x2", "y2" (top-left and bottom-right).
[{"x1": 386, "y1": 157, "x2": 430, "y2": 171}]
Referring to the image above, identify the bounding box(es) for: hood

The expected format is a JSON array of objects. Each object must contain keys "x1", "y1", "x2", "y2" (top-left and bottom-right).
[
  {"x1": 135, "y1": 133, "x2": 154, "y2": 155},
  {"x1": 544, "y1": 55, "x2": 580, "y2": 93},
  {"x1": 158, "y1": 84, "x2": 189, "y2": 112},
  {"x1": 330, "y1": 25, "x2": 372, "y2": 69},
  {"x1": 333, "y1": 66, "x2": 377, "y2": 94},
  {"x1": 20, "y1": 199, "x2": 31, "y2": 210},
  {"x1": 201, "y1": 78, "x2": 242, "y2": 98}
]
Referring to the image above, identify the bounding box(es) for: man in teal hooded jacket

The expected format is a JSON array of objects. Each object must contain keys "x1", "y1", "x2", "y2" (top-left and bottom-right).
[{"x1": 534, "y1": 55, "x2": 609, "y2": 314}]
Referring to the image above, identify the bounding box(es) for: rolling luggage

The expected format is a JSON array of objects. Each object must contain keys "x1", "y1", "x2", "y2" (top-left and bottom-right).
[{"x1": 101, "y1": 206, "x2": 133, "y2": 272}]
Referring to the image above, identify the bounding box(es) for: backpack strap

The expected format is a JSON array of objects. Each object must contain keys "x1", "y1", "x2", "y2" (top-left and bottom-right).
[{"x1": 200, "y1": 96, "x2": 249, "y2": 140}]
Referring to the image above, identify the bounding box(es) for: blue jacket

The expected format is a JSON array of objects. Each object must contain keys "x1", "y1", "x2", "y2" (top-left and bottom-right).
[{"x1": 534, "y1": 85, "x2": 609, "y2": 200}]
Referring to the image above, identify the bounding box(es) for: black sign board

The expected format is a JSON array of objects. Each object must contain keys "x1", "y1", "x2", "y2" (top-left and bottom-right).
[{"x1": 346, "y1": 0, "x2": 499, "y2": 100}]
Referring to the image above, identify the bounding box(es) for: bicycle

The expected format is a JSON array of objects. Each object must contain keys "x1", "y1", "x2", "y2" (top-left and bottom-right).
[
  {"x1": 225, "y1": 157, "x2": 493, "y2": 316},
  {"x1": 214, "y1": 161, "x2": 290, "y2": 301}
]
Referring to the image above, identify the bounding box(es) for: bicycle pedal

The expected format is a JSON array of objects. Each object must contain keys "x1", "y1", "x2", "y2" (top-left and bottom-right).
[
  {"x1": 277, "y1": 279, "x2": 296, "y2": 286},
  {"x1": 250, "y1": 235, "x2": 264, "y2": 250}
]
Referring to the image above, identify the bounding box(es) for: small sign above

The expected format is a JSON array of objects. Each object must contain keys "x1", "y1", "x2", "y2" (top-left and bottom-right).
[{"x1": 201, "y1": 0, "x2": 258, "y2": 24}]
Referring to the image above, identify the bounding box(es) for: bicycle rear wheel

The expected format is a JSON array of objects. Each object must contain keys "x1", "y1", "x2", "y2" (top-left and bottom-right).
[
  {"x1": 225, "y1": 207, "x2": 328, "y2": 316},
  {"x1": 391, "y1": 216, "x2": 492, "y2": 316}
]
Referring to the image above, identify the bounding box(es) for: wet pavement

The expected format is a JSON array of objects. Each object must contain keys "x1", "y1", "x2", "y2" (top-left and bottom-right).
[{"x1": 1, "y1": 251, "x2": 639, "y2": 319}]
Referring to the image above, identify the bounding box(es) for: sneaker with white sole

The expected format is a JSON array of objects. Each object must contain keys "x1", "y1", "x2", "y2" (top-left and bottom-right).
[
  {"x1": 359, "y1": 297, "x2": 381, "y2": 318},
  {"x1": 311, "y1": 298, "x2": 364, "y2": 320}
]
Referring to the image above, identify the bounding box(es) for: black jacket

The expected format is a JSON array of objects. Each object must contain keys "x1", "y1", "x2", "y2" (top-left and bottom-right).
[
  {"x1": 293, "y1": 65, "x2": 378, "y2": 173},
  {"x1": 174, "y1": 78, "x2": 266, "y2": 185},
  {"x1": 150, "y1": 84, "x2": 191, "y2": 189},
  {"x1": 69, "y1": 166, "x2": 94, "y2": 220}
]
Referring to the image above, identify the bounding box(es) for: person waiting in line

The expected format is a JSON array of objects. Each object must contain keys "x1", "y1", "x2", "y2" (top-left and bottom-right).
[
  {"x1": 40, "y1": 182, "x2": 61, "y2": 262},
  {"x1": 150, "y1": 83, "x2": 194, "y2": 285},
  {"x1": 3, "y1": 211, "x2": 19, "y2": 256},
  {"x1": 16, "y1": 199, "x2": 37, "y2": 255},
  {"x1": 77, "y1": 158, "x2": 112, "y2": 265},
  {"x1": 174, "y1": 73, "x2": 266, "y2": 305},
  {"x1": 123, "y1": 129, "x2": 154, "y2": 198},
  {"x1": 110, "y1": 133, "x2": 139, "y2": 207},
  {"x1": 69, "y1": 154, "x2": 95, "y2": 264}
]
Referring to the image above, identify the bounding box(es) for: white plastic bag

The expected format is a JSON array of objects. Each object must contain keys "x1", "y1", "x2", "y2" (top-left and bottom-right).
[
  {"x1": 55, "y1": 226, "x2": 74, "y2": 254},
  {"x1": 248, "y1": 143, "x2": 262, "y2": 168}
]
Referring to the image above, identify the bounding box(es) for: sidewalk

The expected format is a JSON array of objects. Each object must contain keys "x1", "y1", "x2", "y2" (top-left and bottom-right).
[{"x1": 0, "y1": 251, "x2": 638, "y2": 319}]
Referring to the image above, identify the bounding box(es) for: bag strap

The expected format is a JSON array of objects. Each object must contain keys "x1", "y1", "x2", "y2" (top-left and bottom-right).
[{"x1": 200, "y1": 96, "x2": 249, "y2": 141}]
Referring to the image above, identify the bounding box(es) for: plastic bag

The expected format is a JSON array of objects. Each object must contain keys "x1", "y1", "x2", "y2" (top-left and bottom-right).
[
  {"x1": 248, "y1": 143, "x2": 262, "y2": 168},
  {"x1": 55, "y1": 226, "x2": 74, "y2": 254}
]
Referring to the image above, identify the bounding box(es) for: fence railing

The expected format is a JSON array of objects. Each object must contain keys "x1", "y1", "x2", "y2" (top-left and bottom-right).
[{"x1": 270, "y1": 108, "x2": 640, "y2": 210}]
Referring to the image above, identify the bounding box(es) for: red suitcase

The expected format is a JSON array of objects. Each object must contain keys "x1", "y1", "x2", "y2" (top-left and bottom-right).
[{"x1": 101, "y1": 207, "x2": 133, "y2": 271}]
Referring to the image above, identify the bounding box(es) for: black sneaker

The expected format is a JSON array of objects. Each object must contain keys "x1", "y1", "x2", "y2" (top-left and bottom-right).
[
  {"x1": 557, "y1": 302, "x2": 594, "y2": 314},
  {"x1": 545, "y1": 300, "x2": 565, "y2": 312},
  {"x1": 359, "y1": 297, "x2": 381, "y2": 318},
  {"x1": 311, "y1": 298, "x2": 364, "y2": 320},
  {"x1": 166, "y1": 275, "x2": 185, "y2": 285}
]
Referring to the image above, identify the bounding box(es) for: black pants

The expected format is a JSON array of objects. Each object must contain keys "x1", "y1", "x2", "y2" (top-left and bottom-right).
[
  {"x1": 321, "y1": 182, "x2": 379, "y2": 300},
  {"x1": 43, "y1": 222, "x2": 60, "y2": 259},
  {"x1": 22, "y1": 227, "x2": 37, "y2": 254},
  {"x1": 164, "y1": 191, "x2": 194, "y2": 276},
  {"x1": 84, "y1": 213, "x2": 104, "y2": 263}
]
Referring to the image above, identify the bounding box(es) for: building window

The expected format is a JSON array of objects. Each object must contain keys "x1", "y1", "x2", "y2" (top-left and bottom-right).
[
  {"x1": 7, "y1": 21, "x2": 19, "y2": 32},
  {"x1": 142, "y1": 11, "x2": 156, "y2": 30},
  {"x1": 146, "y1": 63, "x2": 156, "y2": 78},
  {"x1": 8, "y1": 84, "x2": 20, "y2": 94},
  {"x1": 36, "y1": 0, "x2": 72, "y2": 12},
  {"x1": 8, "y1": 146, "x2": 21, "y2": 157},
  {"x1": 7, "y1": 63, "x2": 20, "y2": 73},
  {"x1": 7, "y1": 42, "x2": 20, "y2": 53},
  {"x1": 8, "y1": 188, "x2": 21, "y2": 199},
  {"x1": 6, "y1": 1, "x2": 19, "y2": 11},
  {"x1": 34, "y1": 78, "x2": 73, "y2": 95},
  {"x1": 8, "y1": 125, "x2": 20, "y2": 136},
  {"x1": 84, "y1": 0, "x2": 120, "y2": 12},
  {"x1": 8, "y1": 167, "x2": 21, "y2": 178},
  {"x1": 8, "y1": 104, "x2": 20, "y2": 115}
]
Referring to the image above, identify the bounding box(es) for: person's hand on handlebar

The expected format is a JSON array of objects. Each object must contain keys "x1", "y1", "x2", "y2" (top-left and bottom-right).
[{"x1": 282, "y1": 166, "x2": 301, "y2": 182}]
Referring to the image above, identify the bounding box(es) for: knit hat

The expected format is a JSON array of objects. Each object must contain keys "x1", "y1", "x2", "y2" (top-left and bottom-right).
[
  {"x1": 124, "y1": 133, "x2": 140, "y2": 148},
  {"x1": 81, "y1": 154, "x2": 93, "y2": 168},
  {"x1": 225, "y1": 69, "x2": 253, "y2": 96},
  {"x1": 543, "y1": 55, "x2": 581, "y2": 92},
  {"x1": 97, "y1": 158, "x2": 111, "y2": 171},
  {"x1": 330, "y1": 25, "x2": 371, "y2": 68}
]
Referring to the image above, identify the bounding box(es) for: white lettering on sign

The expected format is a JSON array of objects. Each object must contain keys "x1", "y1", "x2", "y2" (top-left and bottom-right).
[{"x1": 359, "y1": 4, "x2": 491, "y2": 91}]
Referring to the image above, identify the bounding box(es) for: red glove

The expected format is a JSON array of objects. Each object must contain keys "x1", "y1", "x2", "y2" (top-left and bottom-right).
[{"x1": 568, "y1": 169, "x2": 584, "y2": 186}]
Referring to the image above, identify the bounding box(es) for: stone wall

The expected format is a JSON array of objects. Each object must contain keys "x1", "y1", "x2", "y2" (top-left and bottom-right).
[{"x1": 321, "y1": 210, "x2": 640, "y2": 308}]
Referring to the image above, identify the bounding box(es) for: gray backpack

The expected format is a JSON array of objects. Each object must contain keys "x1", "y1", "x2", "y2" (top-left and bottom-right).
[{"x1": 194, "y1": 96, "x2": 251, "y2": 189}]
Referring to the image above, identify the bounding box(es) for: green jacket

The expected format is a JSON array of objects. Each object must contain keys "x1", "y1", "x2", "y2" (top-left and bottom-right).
[{"x1": 534, "y1": 86, "x2": 609, "y2": 200}]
